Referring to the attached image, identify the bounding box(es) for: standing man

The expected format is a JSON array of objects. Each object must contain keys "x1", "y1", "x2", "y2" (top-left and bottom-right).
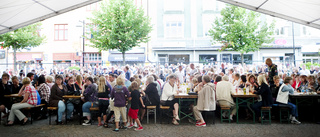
[
  {"x1": 109, "y1": 74, "x2": 117, "y2": 88},
  {"x1": 124, "y1": 66, "x2": 130, "y2": 81},
  {"x1": 190, "y1": 63, "x2": 197, "y2": 76},
  {"x1": 175, "y1": 65, "x2": 184, "y2": 84},
  {"x1": 265, "y1": 58, "x2": 278, "y2": 85},
  {"x1": 109, "y1": 66, "x2": 118, "y2": 75}
]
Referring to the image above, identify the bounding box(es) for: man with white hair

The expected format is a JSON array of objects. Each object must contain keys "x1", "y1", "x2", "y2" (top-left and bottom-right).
[
  {"x1": 216, "y1": 75, "x2": 236, "y2": 121},
  {"x1": 314, "y1": 66, "x2": 319, "y2": 74}
]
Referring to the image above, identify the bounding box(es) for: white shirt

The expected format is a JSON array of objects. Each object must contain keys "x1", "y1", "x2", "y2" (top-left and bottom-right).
[
  {"x1": 161, "y1": 82, "x2": 177, "y2": 101},
  {"x1": 299, "y1": 69, "x2": 310, "y2": 75},
  {"x1": 190, "y1": 68, "x2": 197, "y2": 76},
  {"x1": 175, "y1": 70, "x2": 184, "y2": 84},
  {"x1": 233, "y1": 79, "x2": 241, "y2": 87},
  {"x1": 216, "y1": 81, "x2": 235, "y2": 104},
  {"x1": 228, "y1": 73, "x2": 233, "y2": 83}
]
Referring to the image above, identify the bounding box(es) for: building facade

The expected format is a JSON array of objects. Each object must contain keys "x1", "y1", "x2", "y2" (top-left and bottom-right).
[
  {"x1": 148, "y1": 0, "x2": 320, "y2": 66},
  {"x1": 3, "y1": 0, "x2": 320, "y2": 72}
]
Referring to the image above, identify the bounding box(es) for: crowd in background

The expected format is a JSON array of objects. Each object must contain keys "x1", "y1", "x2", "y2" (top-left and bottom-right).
[{"x1": 1, "y1": 58, "x2": 320, "y2": 131}]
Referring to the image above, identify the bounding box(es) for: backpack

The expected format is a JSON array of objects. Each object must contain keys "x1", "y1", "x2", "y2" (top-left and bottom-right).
[{"x1": 36, "y1": 90, "x2": 41, "y2": 105}]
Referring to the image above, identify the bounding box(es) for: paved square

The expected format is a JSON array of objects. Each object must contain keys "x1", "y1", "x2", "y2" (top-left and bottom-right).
[{"x1": 1, "y1": 117, "x2": 319, "y2": 137}]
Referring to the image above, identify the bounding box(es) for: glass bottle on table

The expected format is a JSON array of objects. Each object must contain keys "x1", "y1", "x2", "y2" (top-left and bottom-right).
[{"x1": 243, "y1": 86, "x2": 247, "y2": 95}]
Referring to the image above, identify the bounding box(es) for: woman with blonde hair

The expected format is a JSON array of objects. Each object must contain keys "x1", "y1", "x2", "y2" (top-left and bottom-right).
[
  {"x1": 6, "y1": 77, "x2": 38, "y2": 126},
  {"x1": 251, "y1": 74, "x2": 273, "y2": 122},
  {"x1": 75, "y1": 75, "x2": 83, "y2": 90},
  {"x1": 110, "y1": 76, "x2": 130, "y2": 132},
  {"x1": 97, "y1": 76, "x2": 110, "y2": 127}
]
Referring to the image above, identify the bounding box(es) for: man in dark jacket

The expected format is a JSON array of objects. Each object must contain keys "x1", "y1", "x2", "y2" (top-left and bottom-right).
[
  {"x1": 0, "y1": 73, "x2": 12, "y2": 112},
  {"x1": 266, "y1": 58, "x2": 278, "y2": 85},
  {"x1": 139, "y1": 76, "x2": 160, "y2": 121},
  {"x1": 144, "y1": 77, "x2": 160, "y2": 106}
]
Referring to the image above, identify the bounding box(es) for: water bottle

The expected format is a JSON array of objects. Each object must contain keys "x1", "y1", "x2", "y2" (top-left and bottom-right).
[
  {"x1": 246, "y1": 87, "x2": 250, "y2": 94},
  {"x1": 243, "y1": 87, "x2": 246, "y2": 94},
  {"x1": 301, "y1": 86, "x2": 305, "y2": 93}
]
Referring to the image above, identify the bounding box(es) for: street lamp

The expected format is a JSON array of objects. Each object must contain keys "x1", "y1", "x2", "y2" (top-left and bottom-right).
[
  {"x1": 292, "y1": 22, "x2": 296, "y2": 67},
  {"x1": 76, "y1": 20, "x2": 85, "y2": 67}
]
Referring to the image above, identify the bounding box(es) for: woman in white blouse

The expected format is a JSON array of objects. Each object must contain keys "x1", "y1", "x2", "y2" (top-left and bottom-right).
[{"x1": 161, "y1": 74, "x2": 180, "y2": 125}]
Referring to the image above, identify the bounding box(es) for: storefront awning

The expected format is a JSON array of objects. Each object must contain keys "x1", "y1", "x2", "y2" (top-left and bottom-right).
[
  {"x1": 16, "y1": 53, "x2": 43, "y2": 61},
  {"x1": 108, "y1": 54, "x2": 145, "y2": 62}
]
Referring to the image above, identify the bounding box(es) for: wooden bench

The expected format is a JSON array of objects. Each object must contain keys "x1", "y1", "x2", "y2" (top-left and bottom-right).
[
  {"x1": 48, "y1": 107, "x2": 58, "y2": 125},
  {"x1": 160, "y1": 105, "x2": 170, "y2": 124},
  {"x1": 261, "y1": 107, "x2": 272, "y2": 124},
  {"x1": 146, "y1": 106, "x2": 157, "y2": 124},
  {"x1": 220, "y1": 105, "x2": 231, "y2": 123},
  {"x1": 89, "y1": 107, "x2": 99, "y2": 125},
  {"x1": 23, "y1": 104, "x2": 46, "y2": 124},
  {"x1": 89, "y1": 107, "x2": 99, "y2": 111}
]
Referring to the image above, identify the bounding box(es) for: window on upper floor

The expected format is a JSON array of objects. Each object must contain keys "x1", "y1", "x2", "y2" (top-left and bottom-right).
[
  {"x1": 54, "y1": 24, "x2": 68, "y2": 41},
  {"x1": 85, "y1": 53, "x2": 101, "y2": 61},
  {"x1": 203, "y1": 14, "x2": 216, "y2": 37},
  {"x1": 165, "y1": 21, "x2": 184, "y2": 38},
  {"x1": 274, "y1": 26, "x2": 289, "y2": 36}
]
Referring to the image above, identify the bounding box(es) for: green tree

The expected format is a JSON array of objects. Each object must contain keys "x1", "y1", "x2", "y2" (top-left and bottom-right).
[
  {"x1": 209, "y1": 5, "x2": 275, "y2": 65},
  {"x1": 0, "y1": 23, "x2": 45, "y2": 72},
  {"x1": 87, "y1": 0, "x2": 152, "y2": 65}
]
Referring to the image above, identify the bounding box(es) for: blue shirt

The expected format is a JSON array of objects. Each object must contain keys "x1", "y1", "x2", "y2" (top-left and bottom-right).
[{"x1": 125, "y1": 71, "x2": 130, "y2": 80}]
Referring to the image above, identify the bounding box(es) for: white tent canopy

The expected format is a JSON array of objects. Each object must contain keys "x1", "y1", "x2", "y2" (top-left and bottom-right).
[
  {"x1": 218, "y1": 0, "x2": 320, "y2": 29},
  {"x1": 0, "y1": 0, "x2": 101, "y2": 34}
]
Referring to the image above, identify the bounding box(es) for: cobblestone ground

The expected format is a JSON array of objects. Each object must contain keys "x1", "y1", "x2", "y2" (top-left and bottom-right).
[{"x1": 1, "y1": 116, "x2": 320, "y2": 137}]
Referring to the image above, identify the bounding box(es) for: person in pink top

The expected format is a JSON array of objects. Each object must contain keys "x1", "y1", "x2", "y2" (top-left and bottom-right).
[{"x1": 5, "y1": 77, "x2": 38, "y2": 126}]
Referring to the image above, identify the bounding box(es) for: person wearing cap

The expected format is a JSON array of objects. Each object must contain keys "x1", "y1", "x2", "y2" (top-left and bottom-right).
[{"x1": 265, "y1": 58, "x2": 278, "y2": 85}]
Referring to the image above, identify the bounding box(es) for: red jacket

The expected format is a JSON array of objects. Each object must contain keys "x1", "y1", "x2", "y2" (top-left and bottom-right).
[{"x1": 292, "y1": 81, "x2": 301, "y2": 89}]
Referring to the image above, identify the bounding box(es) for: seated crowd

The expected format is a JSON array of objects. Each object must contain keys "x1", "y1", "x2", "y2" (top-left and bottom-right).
[{"x1": 0, "y1": 58, "x2": 320, "y2": 131}]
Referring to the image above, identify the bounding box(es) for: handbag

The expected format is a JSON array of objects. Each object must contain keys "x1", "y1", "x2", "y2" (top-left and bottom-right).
[
  {"x1": 144, "y1": 94, "x2": 152, "y2": 106},
  {"x1": 109, "y1": 98, "x2": 114, "y2": 111}
]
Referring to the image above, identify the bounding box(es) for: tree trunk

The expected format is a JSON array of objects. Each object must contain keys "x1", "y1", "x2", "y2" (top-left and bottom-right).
[
  {"x1": 122, "y1": 51, "x2": 125, "y2": 66},
  {"x1": 241, "y1": 53, "x2": 244, "y2": 66},
  {"x1": 13, "y1": 44, "x2": 17, "y2": 73}
]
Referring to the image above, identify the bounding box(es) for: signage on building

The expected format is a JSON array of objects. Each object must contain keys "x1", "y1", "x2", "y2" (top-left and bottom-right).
[
  {"x1": 275, "y1": 39, "x2": 287, "y2": 45},
  {"x1": 108, "y1": 54, "x2": 145, "y2": 62}
]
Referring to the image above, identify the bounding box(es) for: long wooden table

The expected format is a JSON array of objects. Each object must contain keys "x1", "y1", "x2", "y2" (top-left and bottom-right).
[
  {"x1": 232, "y1": 92, "x2": 259, "y2": 124},
  {"x1": 174, "y1": 94, "x2": 198, "y2": 121},
  {"x1": 4, "y1": 94, "x2": 22, "y2": 98},
  {"x1": 289, "y1": 92, "x2": 320, "y2": 120}
]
